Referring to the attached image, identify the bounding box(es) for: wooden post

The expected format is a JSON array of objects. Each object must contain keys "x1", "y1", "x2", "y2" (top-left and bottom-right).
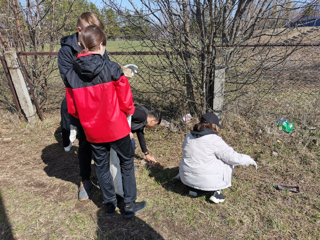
[
  {"x1": 4, "y1": 51, "x2": 36, "y2": 125},
  {"x1": 213, "y1": 67, "x2": 225, "y2": 119}
]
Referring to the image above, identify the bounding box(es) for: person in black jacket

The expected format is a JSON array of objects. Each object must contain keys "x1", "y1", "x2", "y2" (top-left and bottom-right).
[
  {"x1": 59, "y1": 12, "x2": 139, "y2": 202},
  {"x1": 65, "y1": 25, "x2": 147, "y2": 218},
  {"x1": 130, "y1": 106, "x2": 161, "y2": 163},
  {"x1": 58, "y1": 12, "x2": 110, "y2": 202}
]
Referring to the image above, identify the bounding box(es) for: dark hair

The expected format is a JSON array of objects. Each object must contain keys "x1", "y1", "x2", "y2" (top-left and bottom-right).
[
  {"x1": 79, "y1": 25, "x2": 106, "y2": 54},
  {"x1": 195, "y1": 117, "x2": 219, "y2": 133},
  {"x1": 77, "y1": 12, "x2": 104, "y2": 30},
  {"x1": 148, "y1": 110, "x2": 161, "y2": 124}
]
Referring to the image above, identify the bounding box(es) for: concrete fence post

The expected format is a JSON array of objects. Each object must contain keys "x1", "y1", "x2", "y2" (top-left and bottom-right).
[
  {"x1": 4, "y1": 51, "x2": 36, "y2": 125},
  {"x1": 213, "y1": 67, "x2": 225, "y2": 119}
]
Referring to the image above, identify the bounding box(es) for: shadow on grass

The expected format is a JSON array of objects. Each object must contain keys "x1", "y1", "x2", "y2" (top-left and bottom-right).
[
  {"x1": 41, "y1": 127, "x2": 102, "y2": 207},
  {"x1": 42, "y1": 128, "x2": 164, "y2": 239},
  {"x1": 147, "y1": 166, "x2": 189, "y2": 196},
  {"x1": 147, "y1": 166, "x2": 214, "y2": 202},
  {"x1": 95, "y1": 207, "x2": 164, "y2": 240},
  {"x1": 0, "y1": 191, "x2": 14, "y2": 240}
]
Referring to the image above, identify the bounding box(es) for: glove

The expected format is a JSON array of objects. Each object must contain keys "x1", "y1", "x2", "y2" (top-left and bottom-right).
[
  {"x1": 69, "y1": 125, "x2": 77, "y2": 143},
  {"x1": 251, "y1": 160, "x2": 258, "y2": 170},
  {"x1": 127, "y1": 114, "x2": 132, "y2": 128},
  {"x1": 123, "y1": 64, "x2": 138, "y2": 77}
]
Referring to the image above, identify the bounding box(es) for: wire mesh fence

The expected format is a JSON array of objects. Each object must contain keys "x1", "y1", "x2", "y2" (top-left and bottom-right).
[{"x1": 0, "y1": 46, "x2": 319, "y2": 134}]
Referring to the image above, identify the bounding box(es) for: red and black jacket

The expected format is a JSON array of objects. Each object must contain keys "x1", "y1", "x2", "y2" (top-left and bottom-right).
[{"x1": 65, "y1": 53, "x2": 135, "y2": 143}]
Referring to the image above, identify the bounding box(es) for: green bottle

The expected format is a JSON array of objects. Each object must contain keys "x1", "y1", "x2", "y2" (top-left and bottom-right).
[{"x1": 278, "y1": 121, "x2": 294, "y2": 133}]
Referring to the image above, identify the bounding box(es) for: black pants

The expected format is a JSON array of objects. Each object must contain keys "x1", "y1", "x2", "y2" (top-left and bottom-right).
[
  {"x1": 60, "y1": 98, "x2": 71, "y2": 147},
  {"x1": 61, "y1": 97, "x2": 92, "y2": 181},
  {"x1": 77, "y1": 125, "x2": 92, "y2": 181},
  {"x1": 90, "y1": 135, "x2": 137, "y2": 204}
]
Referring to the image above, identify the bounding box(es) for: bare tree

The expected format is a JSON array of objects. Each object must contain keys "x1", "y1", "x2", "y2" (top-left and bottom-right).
[
  {"x1": 0, "y1": 0, "x2": 76, "y2": 111},
  {"x1": 103, "y1": 0, "x2": 318, "y2": 117}
]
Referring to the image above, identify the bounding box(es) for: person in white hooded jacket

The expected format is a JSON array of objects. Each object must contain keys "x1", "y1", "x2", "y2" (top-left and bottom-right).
[{"x1": 179, "y1": 112, "x2": 257, "y2": 204}]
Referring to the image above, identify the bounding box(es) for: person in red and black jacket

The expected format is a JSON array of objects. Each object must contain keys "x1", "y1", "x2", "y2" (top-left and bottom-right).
[
  {"x1": 65, "y1": 25, "x2": 146, "y2": 219},
  {"x1": 58, "y1": 12, "x2": 109, "y2": 202}
]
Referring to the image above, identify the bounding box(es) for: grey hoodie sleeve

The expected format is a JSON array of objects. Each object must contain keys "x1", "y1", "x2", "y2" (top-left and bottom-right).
[{"x1": 213, "y1": 136, "x2": 255, "y2": 167}]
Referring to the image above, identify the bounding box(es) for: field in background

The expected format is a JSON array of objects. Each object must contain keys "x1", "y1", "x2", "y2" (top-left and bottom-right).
[{"x1": 47, "y1": 41, "x2": 154, "y2": 52}]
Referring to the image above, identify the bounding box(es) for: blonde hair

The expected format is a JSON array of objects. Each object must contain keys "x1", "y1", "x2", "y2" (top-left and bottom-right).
[{"x1": 77, "y1": 12, "x2": 104, "y2": 30}]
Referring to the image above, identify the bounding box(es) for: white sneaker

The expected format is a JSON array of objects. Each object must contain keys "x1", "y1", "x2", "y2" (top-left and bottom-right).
[
  {"x1": 64, "y1": 141, "x2": 73, "y2": 152},
  {"x1": 209, "y1": 191, "x2": 225, "y2": 204}
]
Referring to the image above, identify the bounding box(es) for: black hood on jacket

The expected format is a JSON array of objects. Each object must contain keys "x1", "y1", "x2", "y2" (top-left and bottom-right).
[
  {"x1": 60, "y1": 33, "x2": 82, "y2": 53},
  {"x1": 58, "y1": 33, "x2": 111, "y2": 85},
  {"x1": 190, "y1": 124, "x2": 217, "y2": 138},
  {"x1": 74, "y1": 54, "x2": 105, "y2": 79}
]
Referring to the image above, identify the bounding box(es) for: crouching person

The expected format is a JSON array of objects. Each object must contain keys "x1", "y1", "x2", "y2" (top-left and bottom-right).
[
  {"x1": 131, "y1": 106, "x2": 161, "y2": 163},
  {"x1": 179, "y1": 113, "x2": 257, "y2": 204},
  {"x1": 65, "y1": 25, "x2": 146, "y2": 218}
]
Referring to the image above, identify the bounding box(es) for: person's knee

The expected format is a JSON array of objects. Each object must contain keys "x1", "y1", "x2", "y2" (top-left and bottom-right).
[{"x1": 120, "y1": 158, "x2": 134, "y2": 170}]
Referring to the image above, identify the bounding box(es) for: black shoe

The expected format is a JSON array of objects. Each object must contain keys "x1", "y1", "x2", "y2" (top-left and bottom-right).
[
  {"x1": 124, "y1": 201, "x2": 147, "y2": 219},
  {"x1": 188, "y1": 187, "x2": 212, "y2": 197},
  {"x1": 116, "y1": 194, "x2": 125, "y2": 214},
  {"x1": 209, "y1": 191, "x2": 225, "y2": 204},
  {"x1": 105, "y1": 200, "x2": 117, "y2": 216}
]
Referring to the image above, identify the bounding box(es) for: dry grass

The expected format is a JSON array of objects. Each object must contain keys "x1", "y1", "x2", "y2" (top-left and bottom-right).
[
  {"x1": 0, "y1": 37, "x2": 320, "y2": 239},
  {"x1": 0, "y1": 83, "x2": 320, "y2": 240}
]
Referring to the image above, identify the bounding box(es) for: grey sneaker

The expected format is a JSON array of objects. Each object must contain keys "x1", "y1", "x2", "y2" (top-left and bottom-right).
[
  {"x1": 124, "y1": 201, "x2": 147, "y2": 219},
  {"x1": 64, "y1": 141, "x2": 73, "y2": 152},
  {"x1": 189, "y1": 191, "x2": 198, "y2": 197},
  {"x1": 78, "y1": 180, "x2": 92, "y2": 202}
]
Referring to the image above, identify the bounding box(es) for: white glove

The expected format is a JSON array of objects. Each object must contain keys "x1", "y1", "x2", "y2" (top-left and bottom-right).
[
  {"x1": 69, "y1": 125, "x2": 77, "y2": 143},
  {"x1": 127, "y1": 114, "x2": 132, "y2": 128},
  {"x1": 251, "y1": 160, "x2": 258, "y2": 170},
  {"x1": 123, "y1": 64, "x2": 138, "y2": 77}
]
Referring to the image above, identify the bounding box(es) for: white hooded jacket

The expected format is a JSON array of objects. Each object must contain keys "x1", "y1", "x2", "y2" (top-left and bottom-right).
[{"x1": 179, "y1": 127, "x2": 255, "y2": 191}]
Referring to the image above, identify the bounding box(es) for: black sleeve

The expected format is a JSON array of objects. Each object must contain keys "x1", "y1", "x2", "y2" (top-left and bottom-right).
[
  {"x1": 103, "y1": 51, "x2": 111, "y2": 61},
  {"x1": 136, "y1": 128, "x2": 148, "y2": 153},
  {"x1": 58, "y1": 46, "x2": 74, "y2": 86},
  {"x1": 109, "y1": 61, "x2": 124, "y2": 80},
  {"x1": 60, "y1": 97, "x2": 70, "y2": 131}
]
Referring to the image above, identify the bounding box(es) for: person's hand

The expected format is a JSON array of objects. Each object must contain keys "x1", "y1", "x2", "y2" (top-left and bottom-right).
[
  {"x1": 129, "y1": 132, "x2": 133, "y2": 139},
  {"x1": 145, "y1": 154, "x2": 156, "y2": 163},
  {"x1": 123, "y1": 64, "x2": 138, "y2": 77}
]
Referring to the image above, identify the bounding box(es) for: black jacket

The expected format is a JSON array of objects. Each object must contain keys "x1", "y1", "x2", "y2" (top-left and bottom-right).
[
  {"x1": 131, "y1": 106, "x2": 149, "y2": 153},
  {"x1": 58, "y1": 32, "x2": 110, "y2": 86}
]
